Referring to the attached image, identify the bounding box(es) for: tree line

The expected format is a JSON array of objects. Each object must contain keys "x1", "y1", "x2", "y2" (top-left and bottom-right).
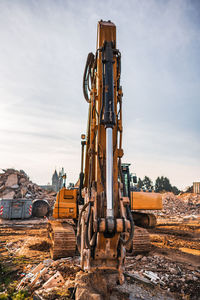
[{"x1": 136, "y1": 175, "x2": 180, "y2": 195}]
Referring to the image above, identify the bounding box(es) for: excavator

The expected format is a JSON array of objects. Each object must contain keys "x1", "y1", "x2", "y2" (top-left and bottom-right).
[
  {"x1": 120, "y1": 163, "x2": 162, "y2": 254},
  {"x1": 48, "y1": 20, "x2": 162, "y2": 280}
]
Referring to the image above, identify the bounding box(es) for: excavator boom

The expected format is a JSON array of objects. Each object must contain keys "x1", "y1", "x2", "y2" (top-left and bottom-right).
[{"x1": 78, "y1": 20, "x2": 133, "y2": 279}]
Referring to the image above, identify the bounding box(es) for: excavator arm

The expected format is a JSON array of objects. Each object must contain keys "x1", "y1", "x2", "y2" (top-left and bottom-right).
[{"x1": 77, "y1": 20, "x2": 133, "y2": 279}]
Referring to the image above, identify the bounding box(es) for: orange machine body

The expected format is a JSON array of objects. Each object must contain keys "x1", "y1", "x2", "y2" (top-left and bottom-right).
[
  {"x1": 52, "y1": 187, "x2": 78, "y2": 219},
  {"x1": 130, "y1": 191, "x2": 162, "y2": 210}
]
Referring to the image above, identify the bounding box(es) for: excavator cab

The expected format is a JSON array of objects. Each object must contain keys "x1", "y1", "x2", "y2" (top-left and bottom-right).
[
  {"x1": 121, "y1": 163, "x2": 137, "y2": 197},
  {"x1": 121, "y1": 163, "x2": 131, "y2": 198},
  {"x1": 132, "y1": 174, "x2": 137, "y2": 184}
]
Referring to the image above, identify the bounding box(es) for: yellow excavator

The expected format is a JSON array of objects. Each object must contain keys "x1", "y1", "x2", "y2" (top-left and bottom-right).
[
  {"x1": 120, "y1": 163, "x2": 162, "y2": 254},
  {"x1": 48, "y1": 20, "x2": 162, "y2": 279}
]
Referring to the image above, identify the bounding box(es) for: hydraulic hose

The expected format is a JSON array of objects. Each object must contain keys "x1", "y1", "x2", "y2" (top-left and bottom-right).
[
  {"x1": 85, "y1": 202, "x2": 93, "y2": 249},
  {"x1": 83, "y1": 52, "x2": 94, "y2": 103},
  {"x1": 77, "y1": 201, "x2": 94, "y2": 250},
  {"x1": 120, "y1": 205, "x2": 135, "y2": 246},
  {"x1": 77, "y1": 201, "x2": 89, "y2": 236},
  {"x1": 118, "y1": 158, "x2": 126, "y2": 196}
]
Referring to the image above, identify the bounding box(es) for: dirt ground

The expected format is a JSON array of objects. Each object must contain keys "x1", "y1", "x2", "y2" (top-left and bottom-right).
[{"x1": 0, "y1": 218, "x2": 199, "y2": 299}]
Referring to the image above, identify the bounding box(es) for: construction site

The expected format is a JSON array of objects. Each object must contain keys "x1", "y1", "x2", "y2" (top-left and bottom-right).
[
  {"x1": 0, "y1": 167, "x2": 199, "y2": 299},
  {"x1": 0, "y1": 2, "x2": 200, "y2": 300}
]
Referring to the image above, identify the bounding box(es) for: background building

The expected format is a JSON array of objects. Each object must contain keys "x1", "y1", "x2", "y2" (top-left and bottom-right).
[
  {"x1": 193, "y1": 182, "x2": 200, "y2": 194},
  {"x1": 40, "y1": 168, "x2": 65, "y2": 192}
]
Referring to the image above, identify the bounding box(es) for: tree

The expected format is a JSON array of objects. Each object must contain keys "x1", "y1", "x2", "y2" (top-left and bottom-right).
[
  {"x1": 186, "y1": 186, "x2": 193, "y2": 193},
  {"x1": 155, "y1": 176, "x2": 180, "y2": 194},
  {"x1": 162, "y1": 176, "x2": 172, "y2": 192},
  {"x1": 142, "y1": 176, "x2": 153, "y2": 190},
  {"x1": 155, "y1": 176, "x2": 162, "y2": 192},
  {"x1": 172, "y1": 186, "x2": 180, "y2": 195},
  {"x1": 155, "y1": 176, "x2": 172, "y2": 193},
  {"x1": 137, "y1": 178, "x2": 143, "y2": 189}
]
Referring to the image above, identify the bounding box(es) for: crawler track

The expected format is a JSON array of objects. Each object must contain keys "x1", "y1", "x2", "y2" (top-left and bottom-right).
[
  {"x1": 127, "y1": 226, "x2": 151, "y2": 255},
  {"x1": 48, "y1": 220, "x2": 76, "y2": 260}
]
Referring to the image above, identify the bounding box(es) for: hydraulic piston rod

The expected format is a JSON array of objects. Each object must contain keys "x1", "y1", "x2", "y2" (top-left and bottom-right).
[
  {"x1": 106, "y1": 127, "x2": 113, "y2": 217},
  {"x1": 102, "y1": 41, "x2": 116, "y2": 218},
  {"x1": 102, "y1": 42, "x2": 116, "y2": 217}
]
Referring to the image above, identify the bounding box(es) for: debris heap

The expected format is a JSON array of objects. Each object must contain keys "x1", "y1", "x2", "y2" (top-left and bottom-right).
[
  {"x1": 16, "y1": 254, "x2": 200, "y2": 300},
  {"x1": 154, "y1": 192, "x2": 200, "y2": 219},
  {"x1": 17, "y1": 257, "x2": 80, "y2": 299},
  {"x1": 125, "y1": 254, "x2": 200, "y2": 299},
  {"x1": 0, "y1": 169, "x2": 56, "y2": 207}
]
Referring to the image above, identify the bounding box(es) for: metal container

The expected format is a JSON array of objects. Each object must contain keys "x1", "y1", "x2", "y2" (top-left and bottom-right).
[
  {"x1": 0, "y1": 198, "x2": 32, "y2": 219},
  {"x1": 193, "y1": 182, "x2": 200, "y2": 194},
  {"x1": 32, "y1": 199, "x2": 50, "y2": 217}
]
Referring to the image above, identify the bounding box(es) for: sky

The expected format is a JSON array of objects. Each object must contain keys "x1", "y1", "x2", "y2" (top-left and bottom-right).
[{"x1": 0, "y1": 0, "x2": 199, "y2": 189}]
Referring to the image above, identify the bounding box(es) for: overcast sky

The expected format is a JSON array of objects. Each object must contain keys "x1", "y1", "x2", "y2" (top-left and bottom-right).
[{"x1": 0, "y1": 0, "x2": 199, "y2": 189}]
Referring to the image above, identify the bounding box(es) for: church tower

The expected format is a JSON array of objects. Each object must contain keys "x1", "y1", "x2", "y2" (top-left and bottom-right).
[{"x1": 52, "y1": 170, "x2": 59, "y2": 192}]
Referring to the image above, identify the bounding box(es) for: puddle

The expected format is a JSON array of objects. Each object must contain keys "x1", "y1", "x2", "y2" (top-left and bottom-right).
[{"x1": 179, "y1": 247, "x2": 200, "y2": 256}]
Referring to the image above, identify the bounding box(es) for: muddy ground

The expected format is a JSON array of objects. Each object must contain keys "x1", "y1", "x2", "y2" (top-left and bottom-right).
[{"x1": 0, "y1": 219, "x2": 199, "y2": 300}]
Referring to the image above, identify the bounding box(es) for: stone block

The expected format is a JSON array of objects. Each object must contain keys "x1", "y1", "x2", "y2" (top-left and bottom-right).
[
  {"x1": 31, "y1": 263, "x2": 45, "y2": 274},
  {"x1": 5, "y1": 174, "x2": 18, "y2": 187},
  {"x1": 3, "y1": 191, "x2": 15, "y2": 199},
  {"x1": 42, "y1": 271, "x2": 64, "y2": 289}
]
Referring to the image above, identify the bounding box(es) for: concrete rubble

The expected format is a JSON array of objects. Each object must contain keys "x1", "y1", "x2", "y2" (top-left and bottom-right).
[
  {"x1": 14, "y1": 252, "x2": 200, "y2": 299},
  {"x1": 0, "y1": 168, "x2": 56, "y2": 208},
  {"x1": 16, "y1": 257, "x2": 80, "y2": 299},
  {"x1": 152, "y1": 192, "x2": 200, "y2": 220},
  {"x1": 125, "y1": 254, "x2": 200, "y2": 299}
]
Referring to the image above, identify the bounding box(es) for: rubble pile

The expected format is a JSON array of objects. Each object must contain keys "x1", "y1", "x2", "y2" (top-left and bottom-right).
[
  {"x1": 155, "y1": 192, "x2": 200, "y2": 219},
  {"x1": 14, "y1": 254, "x2": 200, "y2": 300},
  {"x1": 178, "y1": 192, "x2": 200, "y2": 203},
  {"x1": 17, "y1": 257, "x2": 80, "y2": 299},
  {"x1": 125, "y1": 254, "x2": 200, "y2": 299},
  {"x1": 0, "y1": 169, "x2": 56, "y2": 207}
]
